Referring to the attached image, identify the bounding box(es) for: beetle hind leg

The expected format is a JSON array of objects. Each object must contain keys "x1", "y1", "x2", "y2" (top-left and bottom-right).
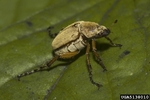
[{"x1": 17, "y1": 55, "x2": 59, "y2": 81}]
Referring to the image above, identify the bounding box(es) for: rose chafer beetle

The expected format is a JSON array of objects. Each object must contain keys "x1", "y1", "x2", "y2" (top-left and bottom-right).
[{"x1": 17, "y1": 21, "x2": 122, "y2": 89}]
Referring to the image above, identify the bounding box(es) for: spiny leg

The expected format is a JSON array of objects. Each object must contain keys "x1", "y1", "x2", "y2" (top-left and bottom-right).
[
  {"x1": 17, "y1": 55, "x2": 59, "y2": 81},
  {"x1": 105, "y1": 36, "x2": 122, "y2": 48},
  {"x1": 47, "y1": 26, "x2": 58, "y2": 38},
  {"x1": 86, "y1": 42, "x2": 102, "y2": 89},
  {"x1": 92, "y1": 40, "x2": 107, "y2": 72}
]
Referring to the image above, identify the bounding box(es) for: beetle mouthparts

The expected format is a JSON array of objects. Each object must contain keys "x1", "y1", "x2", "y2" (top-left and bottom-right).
[
  {"x1": 105, "y1": 28, "x2": 111, "y2": 34},
  {"x1": 102, "y1": 28, "x2": 110, "y2": 36}
]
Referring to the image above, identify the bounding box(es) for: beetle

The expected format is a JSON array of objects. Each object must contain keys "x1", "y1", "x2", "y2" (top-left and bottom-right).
[{"x1": 17, "y1": 21, "x2": 122, "y2": 89}]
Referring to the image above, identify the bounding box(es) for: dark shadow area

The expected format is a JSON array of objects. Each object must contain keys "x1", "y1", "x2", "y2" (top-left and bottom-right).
[{"x1": 95, "y1": 42, "x2": 112, "y2": 51}]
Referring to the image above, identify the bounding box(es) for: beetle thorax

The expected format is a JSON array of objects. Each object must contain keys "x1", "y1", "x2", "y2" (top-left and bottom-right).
[
  {"x1": 80, "y1": 22, "x2": 108, "y2": 38},
  {"x1": 54, "y1": 35, "x2": 86, "y2": 56}
]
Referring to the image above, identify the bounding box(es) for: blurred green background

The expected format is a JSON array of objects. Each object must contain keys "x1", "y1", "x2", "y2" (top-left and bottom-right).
[{"x1": 0, "y1": 0, "x2": 150, "y2": 100}]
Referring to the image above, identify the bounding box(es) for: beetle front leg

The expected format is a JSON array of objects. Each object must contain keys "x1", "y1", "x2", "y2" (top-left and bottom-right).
[
  {"x1": 92, "y1": 40, "x2": 107, "y2": 71},
  {"x1": 105, "y1": 36, "x2": 122, "y2": 48},
  {"x1": 86, "y1": 42, "x2": 102, "y2": 89},
  {"x1": 17, "y1": 55, "x2": 59, "y2": 81}
]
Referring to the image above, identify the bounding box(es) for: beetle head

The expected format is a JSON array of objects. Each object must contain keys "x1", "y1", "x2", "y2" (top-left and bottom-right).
[
  {"x1": 80, "y1": 22, "x2": 110, "y2": 39},
  {"x1": 96, "y1": 25, "x2": 110, "y2": 38}
]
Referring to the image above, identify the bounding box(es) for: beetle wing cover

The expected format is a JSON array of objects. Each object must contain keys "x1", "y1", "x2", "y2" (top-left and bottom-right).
[{"x1": 52, "y1": 22, "x2": 81, "y2": 50}]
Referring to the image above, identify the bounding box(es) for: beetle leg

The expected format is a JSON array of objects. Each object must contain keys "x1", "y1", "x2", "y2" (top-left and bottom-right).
[
  {"x1": 86, "y1": 42, "x2": 102, "y2": 89},
  {"x1": 47, "y1": 26, "x2": 59, "y2": 38},
  {"x1": 17, "y1": 55, "x2": 59, "y2": 81},
  {"x1": 105, "y1": 36, "x2": 122, "y2": 48},
  {"x1": 49, "y1": 32, "x2": 59, "y2": 38},
  {"x1": 92, "y1": 40, "x2": 107, "y2": 71}
]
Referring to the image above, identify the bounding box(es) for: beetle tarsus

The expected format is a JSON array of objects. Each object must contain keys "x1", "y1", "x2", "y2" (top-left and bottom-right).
[
  {"x1": 116, "y1": 44, "x2": 122, "y2": 48},
  {"x1": 105, "y1": 36, "x2": 122, "y2": 48},
  {"x1": 96, "y1": 83, "x2": 103, "y2": 90}
]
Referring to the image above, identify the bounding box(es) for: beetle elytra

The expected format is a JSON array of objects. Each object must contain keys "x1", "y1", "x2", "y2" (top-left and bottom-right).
[{"x1": 17, "y1": 21, "x2": 122, "y2": 89}]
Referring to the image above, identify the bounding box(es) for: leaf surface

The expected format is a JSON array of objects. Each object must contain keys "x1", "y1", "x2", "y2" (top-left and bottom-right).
[{"x1": 0, "y1": 0, "x2": 150, "y2": 100}]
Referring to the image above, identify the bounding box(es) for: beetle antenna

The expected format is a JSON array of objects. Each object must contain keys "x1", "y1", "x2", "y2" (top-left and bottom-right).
[
  {"x1": 111, "y1": 19, "x2": 118, "y2": 26},
  {"x1": 108, "y1": 20, "x2": 118, "y2": 34}
]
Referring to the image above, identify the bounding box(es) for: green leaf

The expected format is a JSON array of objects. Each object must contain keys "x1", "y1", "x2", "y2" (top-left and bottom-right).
[{"x1": 0, "y1": 0, "x2": 150, "y2": 100}]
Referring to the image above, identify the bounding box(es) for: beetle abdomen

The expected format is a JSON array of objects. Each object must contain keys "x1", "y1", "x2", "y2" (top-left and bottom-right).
[{"x1": 54, "y1": 36, "x2": 86, "y2": 57}]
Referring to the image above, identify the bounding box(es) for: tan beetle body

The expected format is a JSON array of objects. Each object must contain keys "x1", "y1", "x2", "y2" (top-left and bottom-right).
[{"x1": 52, "y1": 21, "x2": 110, "y2": 58}]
